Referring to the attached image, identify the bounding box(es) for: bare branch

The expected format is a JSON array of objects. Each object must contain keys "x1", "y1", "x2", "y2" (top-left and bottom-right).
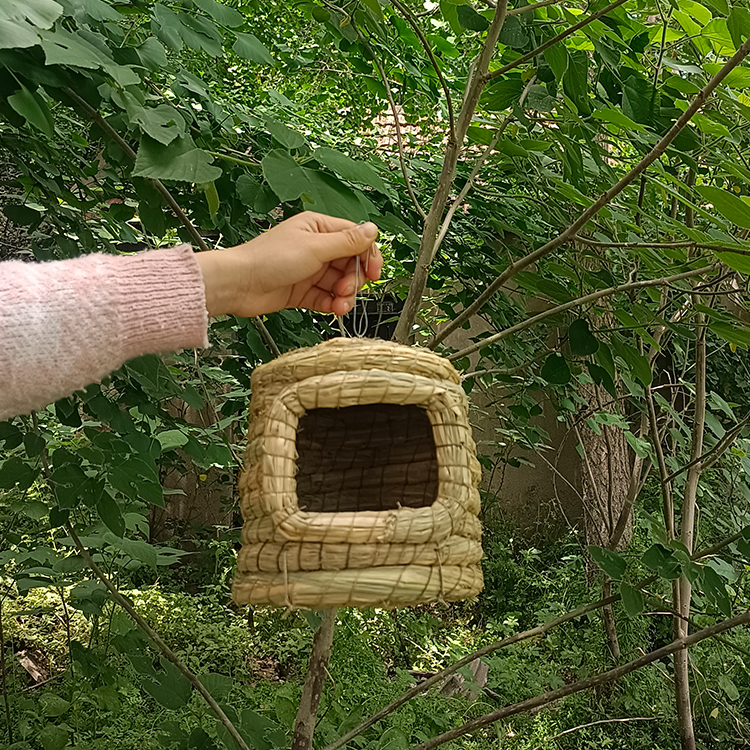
[
  {"x1": 357, "y1": 32, "x2": 426, "y2": 220},
  {"x1": 429, "y1": 38, "x2": 750, "y2": 348},
  {"x1": 484, "y1": 0, "x2": 629, "y2": 83},
  {"x1": 432, "y1": 77, "x2": 535, "y2": 262},
  {"x1": 390, "y1": 0, "x2": 456, "y2": 142},
  {"x1": 292, "y1": 610, "x2": 337, "y2": 750},
  {"x1": 64, "y1": 87, "x2": 211, "y2": 254},
  {"x1": 67, "y1": 526, "x2": 252, "y2": 750},
  {"x1": 251, "y1": 317, "x2": 281, "y2": 357},
  {"x1": 321, "y1": 527, "x2": 744, "y2": 750},
  {"x1": 410, "y1": 608, "x2": 750, "y2": 750},
  {"x1": 508, "y1": 0, "x2": 569, "y2": 15},
  {"x1": 392, "y1": 0, "x2": 510, "y2": 343},
  {"x1": 446, "y1": 265, "x2": 715, "y2": 362}
]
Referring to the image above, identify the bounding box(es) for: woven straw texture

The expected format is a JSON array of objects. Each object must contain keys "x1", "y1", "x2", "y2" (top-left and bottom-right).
[{"x1": 232, "y1": 338, "x2": 483, "y2": 609}]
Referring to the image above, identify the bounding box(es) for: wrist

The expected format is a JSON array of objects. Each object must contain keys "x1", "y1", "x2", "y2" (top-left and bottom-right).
[{"x1": 196, "y1": 249, "x2": 238, "y2": 317}]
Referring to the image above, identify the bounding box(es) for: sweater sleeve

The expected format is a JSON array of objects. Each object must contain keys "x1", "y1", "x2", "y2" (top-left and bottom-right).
[{"x1": 0, "y1": 245, "x2": 209, "y2": 420}]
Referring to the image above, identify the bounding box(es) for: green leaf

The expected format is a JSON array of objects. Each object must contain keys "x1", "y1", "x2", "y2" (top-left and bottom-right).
[
  {"x1": 202, "y1": 180, "x2": 220, "y2": 216},
  {"x1": 117, "y1": 537, "x2": 159, "y2": 569},
  {"x1": 193, "y1": 0, "x2": 244, "y2": 27},
  {"x1": 482, "y1": 77, "x2": 525, "y2": 111},
  {"x1": 236, "y1": 174, "x2": 262, "y2": 206},
  {"x1": 39, "y1": 724, "x2": 69, "y2": 750},
  {"x1": 0, "y1": 457, "x2": 39, "y2": 490},
  {"x1": 702, "y1": 566, "x2": 732, "y2": 617},
  {"x1": 497, "y1": 15, "x2": 528, "y2": 48},
  {"x1": 711, "y1": 321, "x2": 750, "y2": 349},
  {"x1": 642, "y1": 544, "x2": 681, "y2": 579},
  {"x1": 152, "y1": 3, "x2": 184, "y2": 50},
  {"x1": 157, "y1": 430, "x2": 190, "y2": 451},
  {"x1": 97, "y1": 493, "x2": 125, "y2": 537},
  {"x1": 262, "y1": 149, "x2": 308, "y2": 202},
  {"x1": 456, "y1": 3, "x2": 489, "y2": 31},
  {"x1": 136, "y1": 37, "x2": 168, "y2": 70},
  {"x1": 40, "y1": 693, "x2": 71, "y2": 718},
  {"x1": 1, "y1": 0, "x2": 63, "y2": 29},
  {"x1": 141, "y1": 658, "x2": 192, "y2": 709},
  {"x1": 588, "y1": 546, "x2": 627, "y2": 580},
  {"x1": 568, "y1": 318, "x2": 599, "y2": 356},
  {"x1": 179, "y1": 13, "x2": 223, "y2": 57},
  {"x1": 8, "y1": 84, "x2": 54, "y2": 137},
  {"x1": 233, "y1": 33, "x2": 275, "y2": 65},
  {"x1": 544, "y1": 43, "x2": 568, "y2": 84},
  {"x1": 133, "y1": 135, "x2": 222, "y2": 184},
  {"x1": 563, "y1": 49, "x2": 590, "y2": 116},
  {"x1": 0, "y1": 19, "x2": 40, "y2": 49},
  {"x1": 619, "y1": 582, "x2": 644, "y2": 617},
  {"x1": 622, "y1": 75, "x2": 656, "y2": 124},
  {"x1": 728, "y1": 7, "x2": 750, "y2": 48},
  {"x1": 265, "y1": 118, "x2": 305, "y2": 149},
  {"x1": 301, "y1": 169, "x2": 369, "y2": 222},
  {"x1": 69, "y1": 580, "x2": 108, "y2": 616},
  {"x1": 202, "y1": 672, "x2": 234, "y2": 701},
  {"x1": 130, "y1": 104, "x2": 185, "y2": 146},
  {"x1": 696, "y1": 186, "x2": 750, "y2": 229},
  {"x1": 524, "y1": 84, "x2": 557, "y2": 112},
  {"x1": 540, "y1": 353, "x2": 571, "y2": 385},
  {"x1": 718, "y1": 674, "x2": 740, "y2": 702},
  {"x1": 314, "y1": 147, "x2": 387, "y2": 193},
  {"x1": 587, "y1": 362, "x2": 616, "y2": 398},
  {"x1": 592, "y1": 107, "x2": 645, "y2": 132}
]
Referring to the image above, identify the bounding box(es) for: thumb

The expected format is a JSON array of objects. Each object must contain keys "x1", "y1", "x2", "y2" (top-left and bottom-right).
[{"x1": 315, "y1": 221, "x2": 379, "y2": 262}]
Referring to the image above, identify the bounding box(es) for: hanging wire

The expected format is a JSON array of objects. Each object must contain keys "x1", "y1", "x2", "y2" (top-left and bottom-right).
[{"x1": 352, "y1": 253, "x2": 369, "y2": 338}]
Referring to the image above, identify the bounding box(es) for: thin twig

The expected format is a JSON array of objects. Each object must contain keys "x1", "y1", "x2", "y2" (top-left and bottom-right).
[
  {"x1": 509, "y1": 0, "x2": 568, "y2": 15},
  {"x1": 429, "y1": 37, "x2": 750, "y2": 348},
  {"x1": 390, "y1": 0, "x2": 456, "y2": 142},
  {"x1": 251, "y1": 317, "x2": 281, "y2": 357},
  {"x1": 432, "y1": 77, "x2": 535, "y2": 261},
  {"x1": 484, "y1": 0, "x2": 629, "y2": 82},
  {"x1": 530, "y1": 717, "x2": 659, "y2": 750},
  {"x1": 662, "y1": 410, "x2": 750, "y2": 485},
  {"x1": 393, "y1": 0, "x2": 510, "y2": 342},
  {"x1": 409, "y1": 608, "x2": 750, "y2": 750},
  {"x1": 357, "y1": 32, "x2": 426, "y2": 220},
  {"x1": 0, "y1": 598, "x2": 12, "y2": 746},
  {"x1": 66, "y1": 526, "x2": 252, "y2": 750},
  {"x1": 447, "y1": 265, "x2": 715, "y2": 361}
]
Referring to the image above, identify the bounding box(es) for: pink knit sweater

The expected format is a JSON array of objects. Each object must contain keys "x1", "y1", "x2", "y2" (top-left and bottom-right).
[{"x1": 0, "y1": 245, "x2": 209, "y2": 420}]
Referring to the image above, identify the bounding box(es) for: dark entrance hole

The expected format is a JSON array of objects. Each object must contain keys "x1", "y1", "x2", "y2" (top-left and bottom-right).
[{"x1": 295, "y1": 403, "x2": 439, "y2": 513}]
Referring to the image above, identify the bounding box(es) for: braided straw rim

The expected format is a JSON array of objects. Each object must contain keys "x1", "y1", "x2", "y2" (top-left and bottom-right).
[{"x1": 232, "y1": 338, "x2": 483, "y2": 609}]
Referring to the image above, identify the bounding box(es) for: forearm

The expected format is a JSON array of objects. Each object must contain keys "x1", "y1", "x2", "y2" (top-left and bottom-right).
[{"x1": 0, "y1": 245, "x2": 208, "y2": 420}]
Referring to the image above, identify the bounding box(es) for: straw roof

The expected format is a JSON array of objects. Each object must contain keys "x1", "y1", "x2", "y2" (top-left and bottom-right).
[{"x1": 232, "y1": 338, "x2": 483, "y2": 609}]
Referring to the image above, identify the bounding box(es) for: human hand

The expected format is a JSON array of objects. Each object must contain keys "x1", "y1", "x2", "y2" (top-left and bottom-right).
[{"x1": 195, "y1": 212, "x2": 382, "y2": 318}]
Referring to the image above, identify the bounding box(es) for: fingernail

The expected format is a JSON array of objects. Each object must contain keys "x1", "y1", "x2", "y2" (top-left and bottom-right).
[{"x1": 357, "y1": 222, "x2": 378, "y2": 240}]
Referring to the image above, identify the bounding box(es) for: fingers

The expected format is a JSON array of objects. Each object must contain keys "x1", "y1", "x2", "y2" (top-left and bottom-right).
[{"x1": 311, "y1": 220, "x2": 380, "y2": 263}]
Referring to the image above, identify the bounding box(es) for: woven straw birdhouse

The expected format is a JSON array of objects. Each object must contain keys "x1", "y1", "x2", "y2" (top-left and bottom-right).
[{"x1": 232, "y1": 338, "x2": 483, "y2": 609}]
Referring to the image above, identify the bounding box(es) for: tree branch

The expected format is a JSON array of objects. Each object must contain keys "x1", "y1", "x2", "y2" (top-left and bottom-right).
[
  {"x1": 530, "y1": 717, "x2": 659, "y2": 750},
  {"x1": 446, "y1": 265, "x2": 715, "y2": 362},
  {"x1": 357, "y1": 31, "x2": 426, "y2": 220},
  {"x1": 321, "y1": 526, "x2": 744, "y2": 750},
  {"x1": 409, "y1": 609, "x2": 750, "y2": 750},
  {"x1": 484, "y1": 0, "x2": 629, "y2": 82},
  {"x1": 251, "y1": 316, "x2": 281, "y2": 357},
  {"x1": 428, "y1": 37, "x2": 750, "y2": 348},
  {"x1": 392, "y1": 0, "x2": 510, "y2": 343},
  {"x1": 67, "y1": 526, "x2": 252, "y2": 750},
  {"x1": 64, "y1": 87, "x2": 211, "y2": 253},
  {"x1": 509, "y1": 0, "x2": 568, "y2": 15},
  {"x1": 390, "y1": 0, "x2": 456, "y2": 142}
]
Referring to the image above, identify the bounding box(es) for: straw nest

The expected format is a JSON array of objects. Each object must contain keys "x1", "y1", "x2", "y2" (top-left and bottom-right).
[{"x1": 232, "y1": 338, "x2": 483, "y2": 609}]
